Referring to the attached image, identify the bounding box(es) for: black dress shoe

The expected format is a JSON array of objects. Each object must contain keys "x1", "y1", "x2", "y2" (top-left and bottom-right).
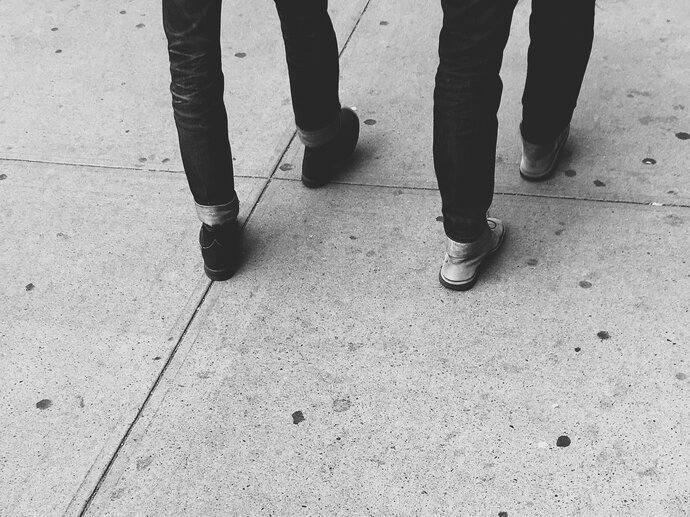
[
  {"x1": 301, "y1": 107, "x2": 360, "y2": 188},
  {"x1": 199, "y1": 220, "x2": 241, "y2": 281}
]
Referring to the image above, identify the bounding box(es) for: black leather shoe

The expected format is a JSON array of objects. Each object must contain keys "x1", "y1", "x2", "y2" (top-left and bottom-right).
[
  {"x1": 301, "y1": 107, "x2": 359, "y2": 188},
  {"x1": 199, "y1": 221, "x2": 241, "y2": 281}
]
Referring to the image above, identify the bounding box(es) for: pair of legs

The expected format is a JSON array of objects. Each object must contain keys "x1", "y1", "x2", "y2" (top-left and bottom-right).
[
  {"x1": 163, "y1": 0, "x2": 342, "y2": 226},
  {"x1": 434, "y1": 0, "x2": 595, "y2": 242}
]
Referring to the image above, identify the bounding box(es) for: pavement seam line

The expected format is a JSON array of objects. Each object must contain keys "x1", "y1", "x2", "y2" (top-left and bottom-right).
[
  {"x1": 75, "y1": 3, "x2": 377, "y2": 514},
  {"x1": 271, "y1": 177, "x2": 689, "y2": 208},
  {"x1": 76, "y1": 280, "x2": 213, "y2": 517},
  {"x1": 0, "y1": 156, "x2": 277, "y2": 179}
]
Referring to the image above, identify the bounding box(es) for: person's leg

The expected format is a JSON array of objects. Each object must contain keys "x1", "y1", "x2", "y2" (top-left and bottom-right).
[
  {"x1": 434, "y1": 0, "x2": 518, "y2": 243},
  {"x1": 521, "y1": 0, "x2": 595, "y2": 145},
  {"x1": 163, "y1": 0, "x2": 238, "y2": 226},
  {"x1": 273, "y1": 0, "x2": 359, "y2": 187},
  {"x1": 273, "y1": 0, "x2": 340, "y2": 140},
  {"x1": 163, "y1": 0, "x2": 240, "y2": 281}
]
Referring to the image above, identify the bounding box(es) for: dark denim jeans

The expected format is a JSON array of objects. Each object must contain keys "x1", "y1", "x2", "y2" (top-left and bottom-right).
[
  {"x1": 163, "y1": 0, "x2": 341, "y2": 225},
  {"x1": 434, "y1": 0, "x2": 595, "y2": 242}
]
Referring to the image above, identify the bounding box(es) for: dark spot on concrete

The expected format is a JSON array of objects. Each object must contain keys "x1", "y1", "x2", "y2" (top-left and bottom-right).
[
  {"x1": 136, "y1": 456, "x2": 153, "y2": 470},
  {"x1": 626, "y1": 89, "x2": 651, "y2": 98},
  {"x1": 333, "y1": 398, "x2": 351, "y2": 412},
  {"x1": 366, "y1": 250, "x2": 375, "y2": 257},
  {"x1": 120, "y1": 10, "x2": 126, "y2": 14},
  {"x1": 556, "y1": 435, "x2": 571, "y2": 447},
  {"x1": 167, "y1": 336, "x2": 174, "y2": 341},
  {"x1": 161, "y1": 158, "x2": 170, "y2": 163},
  {"x1": 51, "y1": 27, "x2": 59, "y2": 32},
  {"x1": 36, "y1": 399, "x2": 52, "y2": 409},
  {"x1": 138, "y1": 157, "x2": 147, "y2": 162},
  {"x1": 153, "y1": 356, "x2": 161, "y2": 361},
  {"x1": 675, "y1": 132, "x2": 690, "y2": 140},
  {"x1": 234, "y1": 52, "x2": 246, "y2": 58},
  {"x1": 664, "y1": 214, "x2": 683, "y2": 226},
  {"x1": 55, "y1": 49, "x2": 62, "y2": 54},
  {"x1": 292, "y1": 411, "x2": 305, "y2": 424},
  {"x1": 526, "y1": 258, "x2": 538, "y2": 266},
  {"x1": 379, "y1": 20, "x2": 389, "y2": 25},
  {"x1": 278, "y1": 163, "x2": 293, "y2": 171},
  {"x1": 136, "y1": 23, "x2": 145, "y2": 28},
  {"x1": 639, "y1": 115, "x2": 677, "y2": 125},
  {"x1": 667, "y1": 190, "x2": 678, "y2": 195},
  {"x1": 78, "y1": 396, "x2": 85, "y2": 408},
  {"x1": 579, "y1": 280, "x2": 592, "y2": 289},
  {"x1": 25, "y1": 283, "x2": 35, "y2": 291},
  {"x1": 499, "y1": 512, "x2": 508, "y2": 517},
  {"x1": 0, "y1": 174, "x2": 7, "y2": 180},
  {"x1": 676, "y1": 373, "x2": 687, "y2": 381},
  {"x1": 349, "y1": 235, "x2": 357, "y2": 240},
  {"x1": 57, "y1": 232, "x2": 69, "y2": 239},
  {"x1": 593, "y1": 180, "x2": 606, "y2": 187},
  {"x1": 597, "y1": 331, "x2": 610, "y2": 340},
  {"x1": 555, "y1": 229, "x2": 564, "y2": 236},
  {"x1": 642, "y1": 158, "x2": 657, "y2": 165},
  {"x1": 436, "y1": 215, "x2": 444, "y2": 222},
  {"x1": 575, "y1": 347, "x2": 581, "y2": 352},
  {"x1": 673, "y1": 104, "x2": 685, "y2": 110},
  {"x1": 364, "y1": 119, "x2": 377, "y2": 125},
  {"x1": 564, "y1": 169, "x2": 577, "y2": 177}
]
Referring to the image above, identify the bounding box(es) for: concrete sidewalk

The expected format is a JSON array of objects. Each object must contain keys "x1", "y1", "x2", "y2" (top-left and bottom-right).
[{"x1": 1, "y1": 0, "x2": 688, "y2": 516}]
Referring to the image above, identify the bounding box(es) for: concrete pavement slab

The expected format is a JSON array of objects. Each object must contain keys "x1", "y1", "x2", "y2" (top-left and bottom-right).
[
  {"x1": 0, "y1": 160, "x2": 263, "y2": 516},
  {"x1": 87, "y1": 180, "x2": 689, "y2": 516},
  {"x1": 0, "y1": 0, "x2": 369, "y2": 175},
  {"x1": 276, "y1": 0, "x2": 689, "y2": 206}
]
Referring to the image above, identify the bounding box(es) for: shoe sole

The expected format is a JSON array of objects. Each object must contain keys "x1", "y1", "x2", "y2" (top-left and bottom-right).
[
  {"x1": 203, "y1": 264, "x2": 236, "y2": 281},
  {"x1": 519, "y1": 126, "x2": 570, "y2": 182},
  {"x1": 438, "y1": 227, "x2": 507, "y2": 291}
]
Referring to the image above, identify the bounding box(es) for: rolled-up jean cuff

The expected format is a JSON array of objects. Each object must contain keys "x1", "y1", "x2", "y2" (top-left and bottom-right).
[
  {"x1": 297, "y1": 112, "x2": 341, "y2": 147},
  {"x1": 195, "y1": 196, "x2": 239, "y2": 227}
]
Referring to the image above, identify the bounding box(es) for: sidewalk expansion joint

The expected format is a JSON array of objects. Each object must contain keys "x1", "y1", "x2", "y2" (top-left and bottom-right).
[
  {"x1": 77, "y1": 280, "x2": 213, "y2": 517},
  {"x1": 272, "y1": 176, "x2": 689, "y2": 208}
]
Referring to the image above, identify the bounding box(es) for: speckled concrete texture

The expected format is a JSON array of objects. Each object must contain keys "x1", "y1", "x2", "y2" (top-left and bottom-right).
[
  {"x1": 86, "y1": 181, "x2": 689, "y2": 516},
  {"x1": 1, "y1": 0, "x2": 689, "y2": 515},
  {"x1": 0, "y1": 162, "x2": 262, "y2": 516}
]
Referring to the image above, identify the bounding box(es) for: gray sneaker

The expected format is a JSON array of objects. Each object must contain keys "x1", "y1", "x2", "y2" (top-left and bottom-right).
[
  {"x1": 519, "y1": 125, "x2": 570, "y2": 181},
  {"x1": 439, "y1": 218, "x2": 506, "y2": 291}
]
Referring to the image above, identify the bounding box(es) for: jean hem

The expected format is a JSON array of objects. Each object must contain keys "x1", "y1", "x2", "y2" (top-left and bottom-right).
[
  {"x1": 297, "y1": 111, "x2": 341, "y2": 147},
  {"x1": 195, "y1": 196, "x2": 239, "y2": 227}
]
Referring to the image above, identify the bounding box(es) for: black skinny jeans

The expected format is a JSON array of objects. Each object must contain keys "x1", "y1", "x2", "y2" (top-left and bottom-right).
[
  {"x1": 434, "y1": 0, "x2": 595, "y2": 242},
  {"x1": 163, "y1": 0, "x2": 341, "y2": 225}
]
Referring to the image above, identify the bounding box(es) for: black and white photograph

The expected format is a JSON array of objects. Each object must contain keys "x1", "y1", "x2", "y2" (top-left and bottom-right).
[{"x1": 1, "y1": 0, "x2": 688, "y2": 515}]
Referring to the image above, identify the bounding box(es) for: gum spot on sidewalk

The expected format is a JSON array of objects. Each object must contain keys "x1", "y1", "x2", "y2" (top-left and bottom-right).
[
  {"x1": 292, "y1": 411, "x2": 305, "y2": 424},
  {"x1": 556, "y1": 435, "x2": 571, "y2": 447},
  {"x1": 36, "y1": 399, "x2": 52, "y2": 410}
]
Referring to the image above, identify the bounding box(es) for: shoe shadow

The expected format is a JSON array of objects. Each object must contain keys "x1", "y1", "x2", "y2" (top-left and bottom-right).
[{"x1": 335, "y1": 140, "x2": 376, "y2": 184}]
